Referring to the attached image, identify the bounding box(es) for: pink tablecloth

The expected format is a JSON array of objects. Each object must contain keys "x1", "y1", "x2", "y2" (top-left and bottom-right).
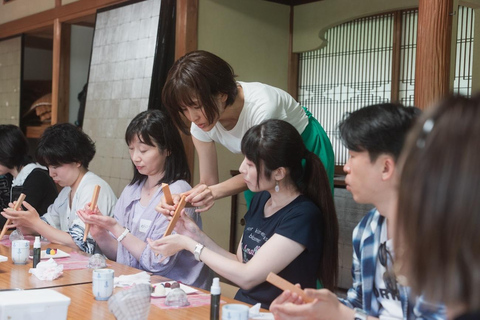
[
  {"x1": 53, "y1": 252, "x2": 92, "y2": 270},
  {"x1": 150, "y1": 292, "x2": 226, "y2": 310},
  {"x1": 0, "y1": 235, "x2": 50, "y2": 247}
]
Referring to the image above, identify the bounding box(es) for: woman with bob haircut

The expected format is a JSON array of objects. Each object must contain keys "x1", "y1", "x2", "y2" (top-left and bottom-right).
[
  {"x1": 160, "y1": 50, "x2": 334, "y2": 213},
  {"x1": 78, "y1": 110, "x2": 211, "y2": 289},
  {"x1": 395, "y1": 95, "x2": 480, "y2": 320},
  {"x1": 1, "y1": 123, "x2": 117, "y2": 253},
  {"x1": 0, "y1": 125, "x2": 57, "y2": 228},
  {"x1": 149, "y1": 119, "x2": 338, "y2": 309}
]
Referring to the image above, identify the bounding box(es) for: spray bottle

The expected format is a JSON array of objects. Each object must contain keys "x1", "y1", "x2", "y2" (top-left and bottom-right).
[
  {"x1": 210, "y1": 277, "x2": 221, "y2": 320},
  {"x1": 33, "y1": 236, "x2": 41, "y2": 268}
]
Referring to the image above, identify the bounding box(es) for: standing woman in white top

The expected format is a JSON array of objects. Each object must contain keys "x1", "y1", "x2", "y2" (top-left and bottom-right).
[
  {"x1": 1, "y1": 123, "x2": 117, "y2": 253},
  {"x1": 160, "y1": 50, "x2": 334, "y2": 213}
]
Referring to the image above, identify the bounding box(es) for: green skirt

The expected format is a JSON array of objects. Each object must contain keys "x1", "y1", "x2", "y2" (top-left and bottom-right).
[{"x1": 244, "y1": 107, "x2": 335, "y2": 208}]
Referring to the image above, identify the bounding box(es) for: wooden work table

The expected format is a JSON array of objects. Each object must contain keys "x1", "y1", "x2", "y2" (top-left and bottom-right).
[
  {"x1": 0, "y1": 242, "x2": 266, "y2": 319},
  {"x1": 0, "y1": 243, "x2": 141, "y2": 290},
  {"x1": 52, "y1": 279, "x2": 256, "y2": 320}
]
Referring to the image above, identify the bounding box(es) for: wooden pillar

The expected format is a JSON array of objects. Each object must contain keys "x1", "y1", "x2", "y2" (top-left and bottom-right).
[
  {"x1": 414, "y1": 0, "x2": 454, "y2": 109},
  {"x1": 175, "y1": 0, "x2": 198, "y2": 60},
  {"x1": 288, "y1": 6, "x2": 299, "y2": 100},
  {"x1": 51, "y1": 19, "x2": 70, "y2": 125},
  {"x1": 176, "y1": 0, "x2": 198, "y2": 178},
  {"x1": 51, "y1": 19, "x2": 61, "y2": 125}
]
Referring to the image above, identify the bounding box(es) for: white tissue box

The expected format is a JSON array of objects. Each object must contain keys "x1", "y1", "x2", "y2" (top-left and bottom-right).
[{"x1": 0, "y1": 289, "x2": 70, "y2": 320}]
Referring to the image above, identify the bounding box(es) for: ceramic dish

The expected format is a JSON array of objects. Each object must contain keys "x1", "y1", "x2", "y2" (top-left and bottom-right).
[
  {"x1": 151, "y1": 281, "x2": 198, "y2": 298},
  {"x1": 29, "y1": 249, "x2": 70, "y2": 259}
]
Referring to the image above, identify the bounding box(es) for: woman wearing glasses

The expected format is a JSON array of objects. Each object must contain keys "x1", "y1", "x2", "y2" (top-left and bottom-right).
[{"x1": 395, "y1": 95, "x2": 480, "y2": 320}]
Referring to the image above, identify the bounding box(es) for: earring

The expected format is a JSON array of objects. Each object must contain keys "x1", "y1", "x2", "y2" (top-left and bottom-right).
[{"x1": 275, "y1": 181, "x2": 280, "y2": 193}]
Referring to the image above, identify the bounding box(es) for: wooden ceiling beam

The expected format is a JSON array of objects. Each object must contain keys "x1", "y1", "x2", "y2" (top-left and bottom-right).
[
  {"x1": 261, "y1": 0, "x2": 322, "y2": 5},
  {"x1": 0, "y1": 0, "x2": 129, "y2": 40}
]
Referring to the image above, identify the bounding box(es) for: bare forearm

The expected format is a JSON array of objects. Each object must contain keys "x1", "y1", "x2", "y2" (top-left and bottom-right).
[
  {"x1": 34, "y1": 222, "x2": 77, "y2": 250},
  {"x1": 91, "y1": 229, "x2": 118, "y2": 260},
  {"x1": 209, "y1": 174, "x2": 248, "y2": 200},
  {"x1": 180, "y1": 236, "x2": 257, "y2": 288},
  {"x1": 196, "y1": 230, "x2": 237, "y2": 260},
  {"x1": 109, "y1": 224, "x2": 146, "y2": 261}
]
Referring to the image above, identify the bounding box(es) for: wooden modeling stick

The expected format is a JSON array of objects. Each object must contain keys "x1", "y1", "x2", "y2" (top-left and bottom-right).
[
  {"x1": 83, "y1": 185, "x2": 101, "y2": 242},
  {"x1": 266, "y1": 272, "x2": 314, "y2": 303},
  {"x1": 161, "y1": 183, "x2": 174, "y2": 205},
  {"x1": 0, "y1": 193, "x2": 26, "y2": 240},
  {"x1": 163, "y1": 195, "x2": 186, "y2": 237}
]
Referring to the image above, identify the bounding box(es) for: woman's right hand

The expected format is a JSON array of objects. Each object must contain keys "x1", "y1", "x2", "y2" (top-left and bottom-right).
[
  {"x1": 173, "y1": 210, "x2": 202, "y2": 240},
  {"x1": 156, "y1": 183, "x2": 215, "y2": 215},
  {"x1": 155, "y1": 193, "x2": 183, "y2": 217},
  {"x1": 77, "y1": 204, "x2": 116, "y2": 236},
  {"x1": 184, "y1": 183, "x2": 215, "y2": 213}
]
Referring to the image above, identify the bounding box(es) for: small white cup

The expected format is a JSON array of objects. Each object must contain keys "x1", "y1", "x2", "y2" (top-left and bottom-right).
[
  {"x1": 92, "y1": 269, "x2": 114, "y2": 301},
  {"x1": 222, "y1": 304, "x2": 249, "y2": 320},
  {"x1": 11, "y1": 240, "x2": 30, "y2": 265}
]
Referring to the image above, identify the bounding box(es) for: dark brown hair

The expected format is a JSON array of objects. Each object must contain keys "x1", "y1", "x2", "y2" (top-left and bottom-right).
[
  {"x1": 36, "y1": 123, "x2": 95, "y2": 169},
  {"x1": 125, "y1": 109, "x2": 191, "y2": 186},
  {"x1": 395, "y1": 95, "x2": 480, "y2": 311},
  {"x1": 241, "y1": 119, "x2": 339, "y2": 291},
  {"x1": 0, "y1": 125, "x2": 31, "y2": 170},
  {"x1": 162, "y1": 50, "x2": 238, "y2": 134}
]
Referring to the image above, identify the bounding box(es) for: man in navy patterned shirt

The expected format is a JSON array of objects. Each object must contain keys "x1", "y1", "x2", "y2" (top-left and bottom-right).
[{"x1": 271, "y1": 103, "x2": 445, "y2": 320}]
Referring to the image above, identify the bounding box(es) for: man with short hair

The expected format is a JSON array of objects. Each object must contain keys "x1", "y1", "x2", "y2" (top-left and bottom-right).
[{"x1": 270, "y1": 103, "x2": 445, "y2": 320}]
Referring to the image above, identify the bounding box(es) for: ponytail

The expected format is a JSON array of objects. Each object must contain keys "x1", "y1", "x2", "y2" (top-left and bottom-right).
[
  {"x1": 302, "y1": 151, "x2": 338, "y2": 291},
  {"x1": 241, "y1": 119, "x2": 339, "y2": 291}
]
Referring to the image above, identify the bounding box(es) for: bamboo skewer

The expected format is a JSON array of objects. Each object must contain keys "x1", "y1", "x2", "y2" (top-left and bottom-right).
[
  {"x1": 83, "y1": 185, "x2": 101, "y2": 242},
  {"x1": 266, "y1": 272, "x2": 314, "y2": 303},
  {"x1": 0, "y1": 193, "x2": 26, "y2": 240}
]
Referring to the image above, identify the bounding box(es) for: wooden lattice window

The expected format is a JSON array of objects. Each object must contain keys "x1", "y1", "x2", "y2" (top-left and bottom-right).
[{"x1": 298, "y1": 6, "x2": 475, "y2": 166}]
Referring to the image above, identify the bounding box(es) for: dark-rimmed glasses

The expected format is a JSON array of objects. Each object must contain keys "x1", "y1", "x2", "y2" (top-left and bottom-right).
[{"x1": 378, "y1": 242, "x2": 399, "y2": 296}]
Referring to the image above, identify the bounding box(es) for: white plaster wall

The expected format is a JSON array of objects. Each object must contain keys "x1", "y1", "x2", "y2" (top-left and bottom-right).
[
  {"x1": 197, "y1": 0, "x2": 290, "y2": 251},
  {"x1": 83, "y1": 0, "x2": 161, "y2": 196},
  {"x1": 293, "y1": 0, "x2": 418, "y2": 53},
  {"x1": 0, "y1": 0, "x2": 54, "y2": 24},
  {"x1": 0, "y1": 36, "x2": 21, "y2": 125}
]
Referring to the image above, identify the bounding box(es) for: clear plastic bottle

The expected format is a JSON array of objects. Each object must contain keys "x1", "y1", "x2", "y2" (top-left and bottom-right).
[
  {"x1": 33, "y1": 236, "x2": 41, "y2": 268},
  {"x1": 210, "y1": 277, "x2": 221, "y2": 320}
]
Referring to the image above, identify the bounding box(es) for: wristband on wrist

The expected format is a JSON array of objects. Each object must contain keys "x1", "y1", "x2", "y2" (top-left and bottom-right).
[
  {"x1": 117, "y1": 228, "x2": 130, "y2": 242},
  {"x1": 193, "y1": 243, "x2": 204, "y2": 261}
]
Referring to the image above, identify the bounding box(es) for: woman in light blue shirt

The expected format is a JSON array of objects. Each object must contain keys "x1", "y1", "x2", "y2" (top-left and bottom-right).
[{"x1": 78, "y1": 110, "x2": 211, "y2": 289}]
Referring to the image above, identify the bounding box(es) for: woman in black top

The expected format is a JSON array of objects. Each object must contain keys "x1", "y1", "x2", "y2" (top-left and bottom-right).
[{"x1": 0, "y1": 125, "x2": 57, "y2": 229}]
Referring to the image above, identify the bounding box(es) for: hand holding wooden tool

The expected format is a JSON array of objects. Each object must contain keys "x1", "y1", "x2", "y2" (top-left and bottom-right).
[
  {"x1": 0, "y1": 193, "x2": 26, "y2": 240},
  {"x1": 266, "y1": 272, "x2": 314, "y2": 303},
  {"x1": 163, "y1": 195, "x2": 186, "y2": 237},
  {"x1": 83, "y1": 185, "x2": 101, "y2": 242}
]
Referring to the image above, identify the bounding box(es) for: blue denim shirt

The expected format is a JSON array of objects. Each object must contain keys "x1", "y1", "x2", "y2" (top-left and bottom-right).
[{"x1": 340, "y1": 209, "x2": 446, "y2": 319}]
